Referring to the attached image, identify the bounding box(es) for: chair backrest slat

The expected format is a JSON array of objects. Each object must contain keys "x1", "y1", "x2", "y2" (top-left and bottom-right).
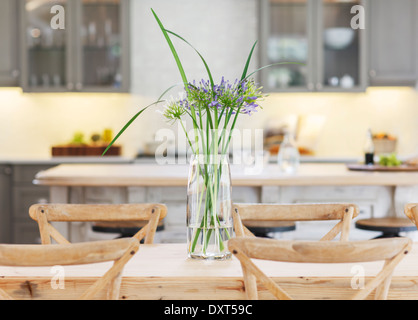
[
  {"x1": 233, "y1": 203, "x2": 358, "y2": 221},
  {"x1": 29, "y1": 204, "x2": 167, "y2": 222},
  {"x1": 0, "y1": 238, "x2": 134, "y2": 266},
  {"x1": 231, "y1": 237, "x2": 410, "y2": 264}
]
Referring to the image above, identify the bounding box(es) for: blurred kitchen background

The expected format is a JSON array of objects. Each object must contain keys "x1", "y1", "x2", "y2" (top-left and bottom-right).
[{"x1": 0, "y1": 0, "x2": 417, "y2": 160}]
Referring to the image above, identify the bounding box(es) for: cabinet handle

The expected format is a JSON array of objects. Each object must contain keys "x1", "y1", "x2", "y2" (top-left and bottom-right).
[
  {"x1": 3, "y1": 167, "x2": 12, "y2": 175},
  {"x1": 369, "y1": 70, "x2": 377, "y2": 78},
  {"x1": 76, "y1": 83, "x2": 83, "y2": 91},
  {"x1": 316, "y1": 83, "x2": 323, "y2": 90},
  {"x1": 67, "y1": 83, "x2": 74, "y2": 90}
]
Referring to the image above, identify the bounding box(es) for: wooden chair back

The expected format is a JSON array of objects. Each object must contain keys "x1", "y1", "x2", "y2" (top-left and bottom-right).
[
  {"x1": 233, "y1": 203, "x2": 359, "y2": 241},
  {"x1": 29, "y1": 203, "x2": 167, "y2": 245},
  {"x1": 0, "y1": 238, "x2": 139, "y2": 300},
  {"x1": 228, "y1": 237, "x2": 411, "y2": 300},
  {"x1": 404, "y1": 203, "x2": 418, "y2": 228}
]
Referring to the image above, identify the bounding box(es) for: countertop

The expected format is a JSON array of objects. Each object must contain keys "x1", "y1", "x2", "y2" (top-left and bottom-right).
[
  {"x1": 33, "y1": 162, "x2": 418, "y2": 187},
  {"x1": 0, "y1": 156, "x2": 133, "y2": 165},
  {"x1": 1, "y1": 154, "x2": 415, "y2": 165}
]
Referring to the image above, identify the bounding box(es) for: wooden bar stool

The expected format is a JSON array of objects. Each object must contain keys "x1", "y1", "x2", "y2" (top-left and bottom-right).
[
  {"x1": 92, "y1": 220, "x2": 165, "y2": 239},
  {"x1": 355, "y1": 218, "x2": 417, "y2": 239},
  {"x1": 242, "y1": 220, "x2": 296, "y2": 238}
]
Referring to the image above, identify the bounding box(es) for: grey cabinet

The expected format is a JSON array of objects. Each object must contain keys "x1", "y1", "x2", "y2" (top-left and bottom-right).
[
  {"x1": 19, "y1": 0, "x2": 130, "y2": 92},
  {"x1": 259, "y1": 0, "x2": 368, "y2": 92},
  {"x1": 0, "y1": 0, "x2": 20, "y2": 86},
  {"x1": 12, "y1": 165, "x2": 52, "y2": 244},
  {"x1": 0, "y1": 166, "x2": 12, "y2": 243},
  {"x1": 368, "y1": 0, "x2": 418, "y2": 86},
  {"x1": 0, "y1": 164, "x2": 47, "y2": 244}
]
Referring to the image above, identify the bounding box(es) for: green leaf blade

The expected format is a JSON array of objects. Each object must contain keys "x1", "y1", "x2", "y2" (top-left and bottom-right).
[
  {"x1": 102, "y1": 101, "x2": 162, "y2": 156},
  {"x1": 166, "y1": 29, "x2": 215, "y2": 89},
  {"x1": 151, "y1": 9, "x2": 189, "y2": 87},
  {"x1": 240, "y1": 41, "x2": 257, "y2": 81}
]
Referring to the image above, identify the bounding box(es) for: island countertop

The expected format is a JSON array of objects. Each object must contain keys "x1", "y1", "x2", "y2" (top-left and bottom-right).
[{"x1": 33, "y1": 163, "x2": 418, "y2": 187}]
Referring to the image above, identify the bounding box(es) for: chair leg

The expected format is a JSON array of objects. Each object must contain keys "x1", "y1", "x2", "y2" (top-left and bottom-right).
[
  {"x1": 243, "y1": 267, "x2": 258, "y2": 300},
  {"x1": 107, "y1": 272, "x2": 122, "y2": 300}
]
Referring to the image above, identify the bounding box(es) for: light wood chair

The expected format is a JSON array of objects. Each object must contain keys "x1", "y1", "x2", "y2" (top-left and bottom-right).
[
  {"x1": 233, "y1": 203, "x2": 359, "y2": 241},
  {"x1": 404, "y1": 203, "x2": 418, "y2": 229},
  {"x1": 228, "y1": 237, "x2": 411, "y2": 300},
  {"x1": 29, "y1": 203, "x2": 167, "y2": 245},
  {"x1": 0, "y1": 238, "x2": 139, "y2": 300}
]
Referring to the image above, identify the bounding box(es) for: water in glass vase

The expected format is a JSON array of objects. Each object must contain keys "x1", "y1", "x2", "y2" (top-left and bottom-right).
[
  {"x1": 187, "y1": 154, "x2": 233, "y2": 260},
  {"x1": 187, "y1": 224, "x2": 233, "y2": 260}
]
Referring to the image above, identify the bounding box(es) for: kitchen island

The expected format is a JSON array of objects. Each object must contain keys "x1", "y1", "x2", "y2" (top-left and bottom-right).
[
  {"x1": 33, "y1": 163, "x2": 418, "y2": 242},
  {"x1": 34, "y1": 162, "x2": 418, "y2": 187}
]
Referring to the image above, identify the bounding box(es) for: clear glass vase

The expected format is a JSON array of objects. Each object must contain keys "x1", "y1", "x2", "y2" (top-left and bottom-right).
[{"x1": 187, "y1": 154, "x2": 233, "y2": 260}]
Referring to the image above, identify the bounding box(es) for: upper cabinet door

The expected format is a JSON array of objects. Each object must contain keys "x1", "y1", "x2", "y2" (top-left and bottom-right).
[
  {"x1": 260, "y1": 0, "x2": 314, "y2": 92},
  {"x1": 20, "y1": 0, "x2": 130, "y2": 92},
  {"x1": 317, "y1": 0, "x2": 368, "y2": 91},
  {"x1": 369, "y1": 0, "x2": 417, "y2": 86},
  {"x1": 0, "y1": 0, "x2": 20, "y2": 87},
  {"x1": 76, "y1": 0, "x2": 130, "y2": 92},
  {"x1": 21, "y1": 0, "x2": 71, "y2": 92},
  {"x1": 259, "y1": 0, "x2": 368, "y2": 92}
]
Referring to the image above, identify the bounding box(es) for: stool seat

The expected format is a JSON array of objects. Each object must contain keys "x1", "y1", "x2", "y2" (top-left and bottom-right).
[
  {"x1": 355, "y1": 218, "x2": 417, "y2": 239},
  {"x1": 242, "y1": 220, "x2": 296, "y2": 238},
  {"x1": 92, "y1": 221, "x2": 165, "y2": 238}
]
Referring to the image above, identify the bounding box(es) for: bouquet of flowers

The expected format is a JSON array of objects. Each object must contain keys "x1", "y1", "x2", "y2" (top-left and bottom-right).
[{"x1": 104, "y1": 9, "x2": 292, "y2": 259}]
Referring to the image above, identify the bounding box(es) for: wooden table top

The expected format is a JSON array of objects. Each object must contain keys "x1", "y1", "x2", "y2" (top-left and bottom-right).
[
  {"x1": 33, "y1": 163, "x2": 418, "y2": 187},
  {"x1": 1, "y1": 243, "x2": 418, "y2": 300}
]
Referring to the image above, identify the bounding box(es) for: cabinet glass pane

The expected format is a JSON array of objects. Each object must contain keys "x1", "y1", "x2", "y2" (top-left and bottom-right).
[
  {"x1": 267, "y1": 0, "x2": 309, "y2": 90},
  {"x1": 81, "y1": 0, "x2": 122, "y2": 89},
  {"x1": 25, "y1": 0, "x2": 68, "y2": 90},
  {"x1": 321, "y1": 0, "x2": 361, "y2": 89}
]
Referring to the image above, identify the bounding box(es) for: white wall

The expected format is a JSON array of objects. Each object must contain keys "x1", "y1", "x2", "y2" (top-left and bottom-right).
[{"x1": 130, "y1": 0, "x2": 258, "y2": 97}]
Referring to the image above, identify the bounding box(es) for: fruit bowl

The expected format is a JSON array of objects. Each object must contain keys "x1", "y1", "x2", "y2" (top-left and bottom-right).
[{"x1": 324, "y1": 28, "x2": 355, "y2": 50}]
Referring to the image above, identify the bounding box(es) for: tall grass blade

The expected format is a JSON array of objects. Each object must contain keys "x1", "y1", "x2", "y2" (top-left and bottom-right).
[
  {"x1": 166, "y1": 30, "x2": 215, "y2": 89},
  {"x1": 151, "y1": 9, "x2": 189, "y2": 87},
  {"x1": 244, "y1": 62, "x2": 304, "y2": 81},
  {"x1": 102, "y1": 85, "x2": 177, "y2": 156},
  {"x1": 240, "y1": 41, "x2": 257, "y2": 81}
]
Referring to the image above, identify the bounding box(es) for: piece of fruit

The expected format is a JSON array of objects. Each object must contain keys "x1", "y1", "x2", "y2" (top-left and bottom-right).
[
  {"x1": 71, "y1": 132, "x2": 86, "y2": 145},
  {"x1": 379, "y1": 153, "x2": 402, "y2": 167},
  {"x1": 91, "y1": 133, "x2": 101, "y2": 143},
  {"x1": 102, "y1": 128, "x2": 113, "y2": 143}
]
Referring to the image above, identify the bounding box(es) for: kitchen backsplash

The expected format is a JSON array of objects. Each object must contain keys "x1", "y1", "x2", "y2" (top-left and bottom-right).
[{"x1": 0, "y1": 86, "x2": 417, "y2": 159}]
